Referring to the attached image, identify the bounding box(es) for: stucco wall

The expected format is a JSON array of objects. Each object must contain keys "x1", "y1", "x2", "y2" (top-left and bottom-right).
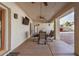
[
  {"x1": 31, "y1": 22, "x2": 54, "y2": 35},
  {"x1": 53, "y1": 3, "x2": 79, "y2": 55},
  {"x1": 0, "y1": 2, "x2": 32, "y2": 54}
]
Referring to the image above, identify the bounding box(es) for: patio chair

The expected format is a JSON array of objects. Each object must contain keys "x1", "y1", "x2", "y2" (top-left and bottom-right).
[
  {"x1": 47, "y1": 30, "x2": 54, "y2": 42},
  {"x1": 38, "y1": 31, "x2": 47, "y2": 45}
]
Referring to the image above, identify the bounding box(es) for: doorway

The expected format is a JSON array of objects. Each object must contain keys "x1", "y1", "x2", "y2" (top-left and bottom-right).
[
  {"x1": 0, "y1": 8, "x2": 5, "y2": 51},
  {"x1": 60, "y1": 11, "x2": 74, "y2": 46},
  {"x1": 55, "y1": 8, "x2": 74, "y2": 55}
]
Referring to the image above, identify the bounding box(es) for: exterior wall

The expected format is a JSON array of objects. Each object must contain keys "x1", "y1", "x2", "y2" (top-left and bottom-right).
[
  {"x1": 53, "y1": 3, "x2": 79, "y2": 55},
  {"x1": 74, "y1": 3, "x2": 79, "y2": 55},
  {"x1": 31, "y1": 22, "x2": 54, "y2": 35},
  {"x1": 55, "y1": 18, "x2": 60, "y2": 40},
  {"x1": 0, "y1": 2, "x2": 32, "y2": 55}
]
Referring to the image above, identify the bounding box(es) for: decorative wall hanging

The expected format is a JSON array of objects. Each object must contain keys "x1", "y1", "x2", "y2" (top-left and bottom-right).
[
  {"x1": 14, "y1": 13, "x2": 18, "y2": 19},
  {"x1": 22, "y1": 16, "x2": 29, "y2": 25}
]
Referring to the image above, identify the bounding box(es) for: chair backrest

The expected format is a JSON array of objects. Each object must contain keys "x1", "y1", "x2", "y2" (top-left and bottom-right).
[
  {"x1": 39, "y1": 32, "x2": 46, "y2": 39},
  {"x1": 49, "y1": 31, "x2": 54, "y2": 37},
  {"x1": 38, "y1": 31, "x2": 46, "y2": 44}
]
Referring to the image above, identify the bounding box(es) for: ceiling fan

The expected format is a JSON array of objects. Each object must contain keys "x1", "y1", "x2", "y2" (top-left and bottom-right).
[
  {"x1": 32, "y1": 2, "x2": 47, "y2": 22},
  {"x1": 32, "y1": 2, "x2": 48, "y2": 6}
]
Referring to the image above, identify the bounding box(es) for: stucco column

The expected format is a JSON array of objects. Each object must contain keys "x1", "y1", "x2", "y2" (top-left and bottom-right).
[
  {"x1": 55, "y1": 18, "x2": 60, "y2": 40},
  {"x1": 74, "y1": 3, "x2": 79, "y2": 55}
]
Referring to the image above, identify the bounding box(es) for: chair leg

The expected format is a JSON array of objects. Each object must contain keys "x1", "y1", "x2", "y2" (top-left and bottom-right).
[
  {"x1": 38, "y1": 38, "x2": 40, "y2": 44},
  {"x1": 44, "y1": 38, "x2": 47, "y2": 45}
]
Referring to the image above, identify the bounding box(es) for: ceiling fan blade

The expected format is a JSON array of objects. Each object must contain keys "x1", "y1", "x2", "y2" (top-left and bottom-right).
[
  {"x1": 44, "y1": 2, "x2": 48, "y2": 6},
  {"x1": 39, "y1": 16, "x2": 46, "y2": 19}
]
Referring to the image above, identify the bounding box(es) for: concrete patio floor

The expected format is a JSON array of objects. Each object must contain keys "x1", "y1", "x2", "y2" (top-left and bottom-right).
[{"x1": 7, "y1": 37, "x2": 74, "y2": 56}]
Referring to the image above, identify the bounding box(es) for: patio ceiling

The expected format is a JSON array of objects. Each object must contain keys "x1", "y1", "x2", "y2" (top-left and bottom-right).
[{"x1": 16, "y1": 2, "x2": 68, "y2": 23}]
